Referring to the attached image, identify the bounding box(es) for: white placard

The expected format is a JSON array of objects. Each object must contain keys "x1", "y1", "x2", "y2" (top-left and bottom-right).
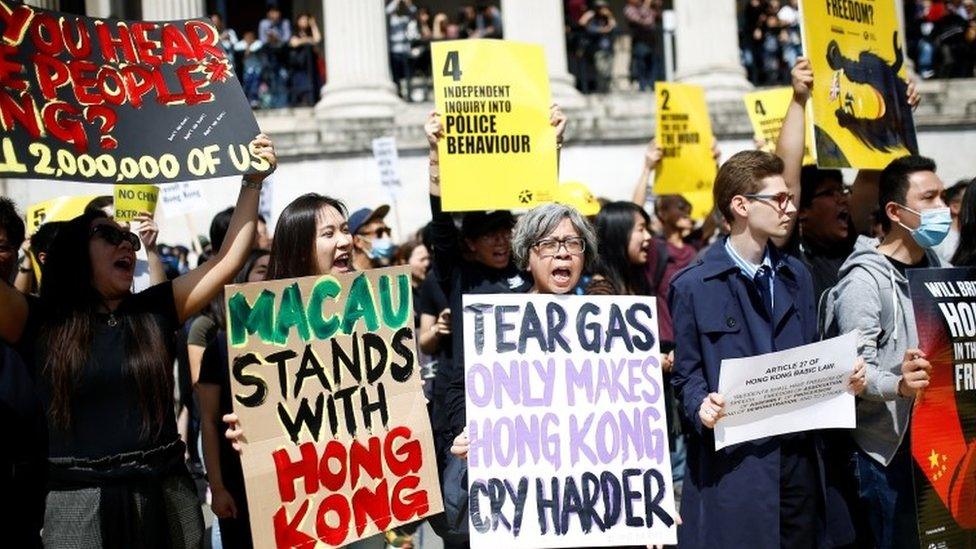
[
  {"x1": 158, "y1": 181, "x2": 206, "y2": 217},
  {"x1": 463, "y1": 294, "x2": 678, "y2": 549},
  {"x1": 371, "y1": 136, "x2": 402, "y2": 198},
  {"x1": 714, "y1": 331, "x2": 858, "y2": 450}
]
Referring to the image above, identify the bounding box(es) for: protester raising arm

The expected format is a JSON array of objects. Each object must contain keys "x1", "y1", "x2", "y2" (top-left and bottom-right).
[
  {"x1": 132, "y1": 211, "x2": 167, "y2": 285},
  {"x1": 776, "y1": 57, "x2": 812, "y2": 202},
  {"x1": 172, "y1": 134, "x2": 276, "y2": 323},
  {"x1": 632, "y1": 139, "x2": 663, "y2": 207}
]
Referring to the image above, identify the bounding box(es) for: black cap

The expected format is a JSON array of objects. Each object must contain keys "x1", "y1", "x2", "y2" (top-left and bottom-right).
[{"x1": 461, "y1": 210, "x2": 515, "y2": 240}]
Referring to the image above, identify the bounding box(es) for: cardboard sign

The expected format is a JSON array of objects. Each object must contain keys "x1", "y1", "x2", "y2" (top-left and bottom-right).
[
  {"x1": 715, "y1": 331, "x2": 857, "y2": 450},
  {"x1": 654, "y1": 82, "x2": 715, "y2": 221},
  {"x1": 224, "y1": 266, "x2": 443, "y2": 548},
  {"x1": 743, "y1": 87, "x2": 816, "y2": 166},
  {"x1": 432, "y1": 39, "x2": 557, "y2": 211},
  {"x1": 113, "y1": 184, "x2": 158, "y2": 221},
  {"x1": 0, "y1": 0, "x2": 264, "y2": 183},
  {"x1": 799, "y1": 0, "x2": 918, "y2": 168},
  {"x1": 372, "y1": 136, "x2": 402, "y2": 199},
  {"x1": 25, "y1": 195, "x2": 98, "y2": 234},
  {"x1": 462, "y1": 294, "x2": 678, "y2": 548},
  {"x1": 908, "y1": 268, "x2": 976, "y2": 546}
]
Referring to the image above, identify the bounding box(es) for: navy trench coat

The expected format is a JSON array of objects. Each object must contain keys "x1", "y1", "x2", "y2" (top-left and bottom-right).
[{"x1": 667, "y1": 240, "x2": 854, "y2": 548}]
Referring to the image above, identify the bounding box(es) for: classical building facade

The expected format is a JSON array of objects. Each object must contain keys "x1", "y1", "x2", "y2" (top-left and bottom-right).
[{"x1": 6, "y1": 0, "x2": 976, "y2": 243}]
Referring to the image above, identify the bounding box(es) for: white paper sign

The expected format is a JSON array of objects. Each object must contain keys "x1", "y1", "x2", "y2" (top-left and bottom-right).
[
  {"x1": 714, "y1": 330, "x2": 858, "y2": 450},
  {"x1": 372, "y1": 136, "x2": 402, "y2": 197},
  {"x1": 463, "y1": 294, "x2": 678, "y2": 549},
  {"x1": 159, "y1": 182, "x2": 206, "y2": 217}
]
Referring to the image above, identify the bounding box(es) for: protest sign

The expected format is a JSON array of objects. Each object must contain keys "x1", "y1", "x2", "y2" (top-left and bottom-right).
[
  {"x1": 462, "y1": 294, "x2": 677, "y2": 548},
  {"x1": 113, "y1": 184, "x2": 158, "y2": 221},
  {"x1": 799, "y1": 0, "x2": 918, "y2": 168},
  {"x1": 372, "y1": 136, "x2": 402, "y2": 199},
  {"x1": 224, "y1": 266, "x2": 443, "y2": 548},
  {"x1": 0, "y1": 0, "x2": 263, "y2": 183},
  {"x1": 908, "y1": 268, "x2": 976, "y2": 547},
  {"x1": 654, "y1": 82, "x2": 715, "y2": 221},
  {"x1": 714, "y1": 331, "x2": 857, "y2": 450},
  {"x1": 743, "y1": 87, "x2": 816, "y2": 166},
  {"x1": 25, "y1": 194, "x2": 98, "y2": 234},
  {"x1": 432, "y1": 40, "x2": 557, "y2": 211},
  {"x1": 158, "y1": 181, "x2": 206, "y2": 217}
]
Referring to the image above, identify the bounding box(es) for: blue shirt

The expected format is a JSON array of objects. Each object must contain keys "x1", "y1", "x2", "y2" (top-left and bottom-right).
[{"x1": 724, "y1": 238, "x2": 775, "y2": 309}]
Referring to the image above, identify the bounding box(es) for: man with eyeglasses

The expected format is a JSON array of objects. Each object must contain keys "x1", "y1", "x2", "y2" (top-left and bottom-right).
[
  {"x1": 669, "y1": 150, "x2": 858, "y2": 548},
  {"x1": 348, "y1": 205, "x2": 395, "y2": 271}
]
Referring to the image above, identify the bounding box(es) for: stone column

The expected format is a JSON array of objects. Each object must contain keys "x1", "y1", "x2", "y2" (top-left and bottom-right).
[
  {"x1": 501, "y1": 0, "x2": 584, "y2": 109},
  {"x1": 84, "y1": 0, "x2": 110, "y2": 18},
  {"x1": 316, "y1": 0, "x2": 401, "y2": 120},
  {"x1": 673, "y1": 0, "x2": 752, "y2": 100},
  {"x1": 25, "y1": 0, "x2": 59, "y2": 10},
  {"x1": 141, "y1": 0, "x2": 205, "y2": 20}
]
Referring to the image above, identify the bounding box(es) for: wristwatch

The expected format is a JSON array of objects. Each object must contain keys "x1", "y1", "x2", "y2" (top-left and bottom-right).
[{"x1": 241, "y1": 177, "x2": 263, "y2": 190}]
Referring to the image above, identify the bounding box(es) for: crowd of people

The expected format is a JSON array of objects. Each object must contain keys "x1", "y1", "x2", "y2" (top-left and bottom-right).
[
  {"x1": 906, "y1": 0, "x2": 976, "y2": 79},
  {"x1": 1, "y1": 56, "x2": 975, "y2": 549},
  {"x1": 212, "y1": 7, "x2": 324, "y2": 109}
]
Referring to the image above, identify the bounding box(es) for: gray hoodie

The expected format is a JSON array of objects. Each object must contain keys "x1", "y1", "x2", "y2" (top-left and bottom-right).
[{"x1": 822, "y1": 235, "x2": 944, "y2": 466}]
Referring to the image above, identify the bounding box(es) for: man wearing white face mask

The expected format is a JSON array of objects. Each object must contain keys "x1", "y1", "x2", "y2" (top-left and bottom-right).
[
  {"x1": 349, "y1": 205, "x2": 396, "y2": 270},
  {"x1": 822, "y1": 155, "x2": 948, "y2": 548}
]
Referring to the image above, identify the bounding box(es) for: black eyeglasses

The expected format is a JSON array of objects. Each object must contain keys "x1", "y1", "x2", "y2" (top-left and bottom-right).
[
  {"x1": 533, "y1": 236, "x2": 585, "y2": 257},
  {"x1": 358, "y1": 226, "x2": 391, "y2": 239},
  {"x1": 90, "y1": 225, "x2": 141, "y2": 251},
  {"x1": 743, "y1": 191, "x2": 795, "y2": 210}
]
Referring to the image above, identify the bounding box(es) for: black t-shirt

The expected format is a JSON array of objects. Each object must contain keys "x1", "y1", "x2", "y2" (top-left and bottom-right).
[
  {"x1": 197, "y1": 332, "x2": 245, "y2": 497},
  {"x1": 418, "y1": 274, "x2": 452, "y2": 360},
  {"x1": 17, "y1": 282, "x2": 180, "y2": 459},
  {"x1": 886, "y1": 253, "x2": 930, "y2": 277}
]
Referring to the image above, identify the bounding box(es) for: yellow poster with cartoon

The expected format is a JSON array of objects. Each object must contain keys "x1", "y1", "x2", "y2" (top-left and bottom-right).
[
  {"x1": 432, "y1": 40, "x2": 557, "y2": 211},
  {"x1": 799, "y1": 0, "x2": 918, "y2": 168},
  {"x1": 655, "y1": 82, "x2": 716, "y2": 221},
  {"x1": 743, "y1": 87, "x2": 816, "y2": 166}
]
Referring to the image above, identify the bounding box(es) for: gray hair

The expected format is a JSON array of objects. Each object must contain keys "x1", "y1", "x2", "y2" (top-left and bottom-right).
[{"x1": 511, "y1": 203, "x2": 597, "y2": 271}]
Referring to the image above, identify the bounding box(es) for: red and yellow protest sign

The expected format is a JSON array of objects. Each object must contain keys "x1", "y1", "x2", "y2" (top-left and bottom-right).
[
  {"x1": 799, "y1": 0, "x2": 918, "y2": 168},
  {"x1": 743, "y1": 87, "x2": 816, "y2": 166},
  {"x1": 0, "y1": 0, "x2": 263, "y2": 183},
  {"x1": 224, "y1": 266, "x2": 442, "y2": 548},
  {"x1": 654, "y1": 82, "x2": 716, "y2": 221},
  {"x1": 432, "y1": 39, "x2": 557, "y2": 211}
]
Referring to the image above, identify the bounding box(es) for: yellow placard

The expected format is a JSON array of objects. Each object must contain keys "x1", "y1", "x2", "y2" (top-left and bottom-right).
[
  {"x1": 113, "y1": 184, "x2": 159, "y2": 222},
  {"x1": 25, "y1": 195, "x2": 98, "y2": 235},
  {"x1": 799, "y1": 0, "x2": 918, "y2": 168},
  {"x1": 432, "y1": 39, "x2": 557, "y2": 211},
  {"x1": 743, "y1": 87, "x2": 817, "y2": 166},
  {"x1": 654, "y1": 82, "x2": 716, "y2": 221}
]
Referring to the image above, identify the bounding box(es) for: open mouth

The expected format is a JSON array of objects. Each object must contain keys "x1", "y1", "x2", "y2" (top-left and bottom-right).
[
  {"x1": 837, "y1": 210, "x2": 850, "y2": 226},
  {"x1": 333, "y1": 254, "x2": 351, "y2": 271},
  {"x1": 113, "y1": 256, "x2": 134, "y2": 272},
  {"x1": 552, "y1": 267, "x2": 572, "y2": 284}
]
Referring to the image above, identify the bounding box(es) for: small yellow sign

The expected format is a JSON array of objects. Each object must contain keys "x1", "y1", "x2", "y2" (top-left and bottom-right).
[
  {"x1": 654, "y1": 82, "x2": 716, "y2": 221},
  {"x1": 743, "y1": 87, "x2": 816, "y2": 166},
  {"x1": 113, "y1": 184, "x2": 159, "y2": 222}
]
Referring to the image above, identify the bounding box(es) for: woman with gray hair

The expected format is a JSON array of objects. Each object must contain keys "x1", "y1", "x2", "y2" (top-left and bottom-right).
[{"x1": 510, "y1": 202, "x2": 597, "y2": 294}]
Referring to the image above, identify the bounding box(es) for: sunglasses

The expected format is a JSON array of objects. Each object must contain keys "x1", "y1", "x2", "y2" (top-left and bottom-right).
[
  {"x1": 90, "y1": 225, "x2": 141, "y2": 251},
  {"x1": 743, "y1": 191, "x2": 795, "y2": 211}
]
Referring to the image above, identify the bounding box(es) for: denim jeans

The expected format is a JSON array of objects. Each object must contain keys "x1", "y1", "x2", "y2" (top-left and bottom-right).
[{"x1": 852, "y1": 443, "x2": 919, "y2": 549}]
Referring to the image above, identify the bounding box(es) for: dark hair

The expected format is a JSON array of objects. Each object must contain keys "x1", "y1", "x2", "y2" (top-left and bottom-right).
[
  {"x1": 84, "y1": 195, "x2": 114, "y2": 215},
  {"x1": 0, "y1": 197, "x2": 25, "y2": 250},
  {"x1": 799, "y1": 166, "x2": 844, "y2": 209},
  {"x1": 40, "y1": 211, "x2": 170, "y2": 437},
  {"x1": 944, "y1": 179, "x2": 968, "y2": 205},
  {"x1": 952, "y1": 178, "x2": 976, "y2": 267},
  {"x1": 209, "y1": 207, "x2": 235, "y2": 253},
  {"x1": 878, "y1": 155, "x2": 937, "y2": 231},
  {"x1": 592, "y1": 202, "x2": 651, "y2": 295},
  {"x1": 267, "y1": 193, "x2": 347, "y2": 280},
  {"x1": 208, "y1": 248, "x2": 271, "y2": 330},
  {"x1": 714, "y1": 151, "x2": 784, "y2": 222},
  {"x1": 30, "y1": 220, "x2": 63, "y2": 258},
  {"x1": 394, "y1": 238, "x2": 425, "y2": 267}
]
